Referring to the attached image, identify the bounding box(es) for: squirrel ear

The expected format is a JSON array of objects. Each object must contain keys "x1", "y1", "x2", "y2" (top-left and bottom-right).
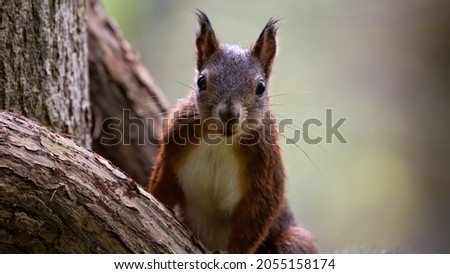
[
  {"x1": 251, "y1": 18, "x2": 279, "y2": 78},
  {"x1": 195, "y1": 10, "x2": 219, "y2": 70}
]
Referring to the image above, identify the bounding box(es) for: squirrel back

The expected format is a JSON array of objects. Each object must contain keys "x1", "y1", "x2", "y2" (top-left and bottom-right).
[{"x1": 149, "y1": 10, "x2": 317, "y2": 254}]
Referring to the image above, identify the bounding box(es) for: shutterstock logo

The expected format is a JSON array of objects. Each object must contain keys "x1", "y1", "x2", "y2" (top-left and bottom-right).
[
  {"x1": 279, "y1": 109, "x2": 348, "y2": 145},
  {"x1": 99, "y1": 109, "x2": 348, "y2": 146}
]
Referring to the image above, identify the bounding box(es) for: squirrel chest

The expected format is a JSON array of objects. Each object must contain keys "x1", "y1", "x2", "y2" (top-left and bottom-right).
[{"x1": 176, "y1": 139, "x2": 243, "y2": 250}]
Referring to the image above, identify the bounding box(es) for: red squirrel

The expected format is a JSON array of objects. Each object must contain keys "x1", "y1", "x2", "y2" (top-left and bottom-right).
[{"x1": 148, "y1": 10, "x2": 318, "y2": 254}]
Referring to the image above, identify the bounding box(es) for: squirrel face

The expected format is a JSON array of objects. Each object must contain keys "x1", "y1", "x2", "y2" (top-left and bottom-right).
[{"x1": 194, "y1": 11, "x2": 278, "y2": 137}]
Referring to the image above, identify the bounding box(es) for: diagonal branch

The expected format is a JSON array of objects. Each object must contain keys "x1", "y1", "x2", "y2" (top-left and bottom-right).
[{"x1": 0, "y1": 111, "x2": 207, "y2": 254}]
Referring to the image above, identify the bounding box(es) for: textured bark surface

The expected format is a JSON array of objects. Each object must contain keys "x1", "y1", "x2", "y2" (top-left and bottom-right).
[
  {"x1": 0, "y1": 0, "x2": 202, "y2": 254},
  {"x1": 0, "y1": 111, "x2": 207, "y2": 254},
  {"x1": 0, "y1": 0, "x2": 91, "y2": 148},
  {"x1": 87, "y1": 0, "x2": 168, "y2": 187}
]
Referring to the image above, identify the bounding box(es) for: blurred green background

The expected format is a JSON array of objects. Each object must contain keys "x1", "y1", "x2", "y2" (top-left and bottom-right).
[{"x1": 101, "y1": 0, "x2": 450, "y2": 253}]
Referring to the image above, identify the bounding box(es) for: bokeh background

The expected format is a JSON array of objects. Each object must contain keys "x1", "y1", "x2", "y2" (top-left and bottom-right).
[{"x1": 101, "y1": 0, "x2": 450, "y2": 253}]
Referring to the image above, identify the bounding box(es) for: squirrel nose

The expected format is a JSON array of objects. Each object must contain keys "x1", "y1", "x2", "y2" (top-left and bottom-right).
[{"x1": 218, "y1": 106, "x2": 240, "y2": 126}]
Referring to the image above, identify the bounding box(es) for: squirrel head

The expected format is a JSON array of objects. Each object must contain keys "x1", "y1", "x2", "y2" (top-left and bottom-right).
[{"x1": 193, "y1": 10, "x2": 279, "y2": 137}]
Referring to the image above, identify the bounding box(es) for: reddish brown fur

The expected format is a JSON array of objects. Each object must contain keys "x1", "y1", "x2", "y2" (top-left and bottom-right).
[
  {"x1": 149, "y1": 97, "x2": 199, "y2": 207},
  {"x1": 228, "y1": 112, "x2": 285, "y2": 253},
  {"x1": 148, "y1": 11, "x2": 317, "y2": 254},
  {"x1": 251, "y1": 18, "x2": 279, "y2": 78},
  {"x1": 195, "y1": 11, "x2": 220, "y2": 71}
]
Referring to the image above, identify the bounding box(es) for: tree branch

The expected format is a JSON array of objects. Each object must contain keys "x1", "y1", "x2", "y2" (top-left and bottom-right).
[
  {"x1": 87, "y1": 0, "x2": 168, "y2": 187},
  {"x1": 0, "y1": 111, "x2": 207, "y2": 254}
]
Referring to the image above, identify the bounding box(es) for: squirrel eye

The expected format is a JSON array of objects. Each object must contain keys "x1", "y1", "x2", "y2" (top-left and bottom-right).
[
  {"x1": 256, "y1": 79, "x2": 265, "y2": 96},
  {"x1": 197, "y1": 74, "x2": 207, "y2": 91}
]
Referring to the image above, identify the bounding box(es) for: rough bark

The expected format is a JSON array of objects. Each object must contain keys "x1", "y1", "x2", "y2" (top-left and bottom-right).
[
  {"x1": 0, "y1": 0, "x2": 91, "y2": 148},
  {"x1": 0, "y1": 111, "x2": 207, "y2": 254},
  {"x1": 0, "y1": 0, "x2": 198, "y2": 254},
  {"x1": 87, "y1": 0, "x2": 168, "y2": 187}
]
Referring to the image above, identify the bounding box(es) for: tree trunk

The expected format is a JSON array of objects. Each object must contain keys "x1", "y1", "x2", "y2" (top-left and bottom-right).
[
  {"x1": 87, "y1": 0, "x2": 168, "y2": 187},
  {"x1": 0, "y1": 0, "x2": 204, "y2": 253},
  {"x1": 0, "y1": 0, "x2": 91, "y2": 148},
  {"x1": 0, "y1": 111, "x2": 207, "y2": 253}
]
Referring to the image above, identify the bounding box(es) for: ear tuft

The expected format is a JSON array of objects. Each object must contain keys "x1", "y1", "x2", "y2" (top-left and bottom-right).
[
  {"x1": 195, "y1": 9, "x2": 220, "y2": 70},
  {"x1": 251, "y1": 18, "x2": 279, "y2": 78}
]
